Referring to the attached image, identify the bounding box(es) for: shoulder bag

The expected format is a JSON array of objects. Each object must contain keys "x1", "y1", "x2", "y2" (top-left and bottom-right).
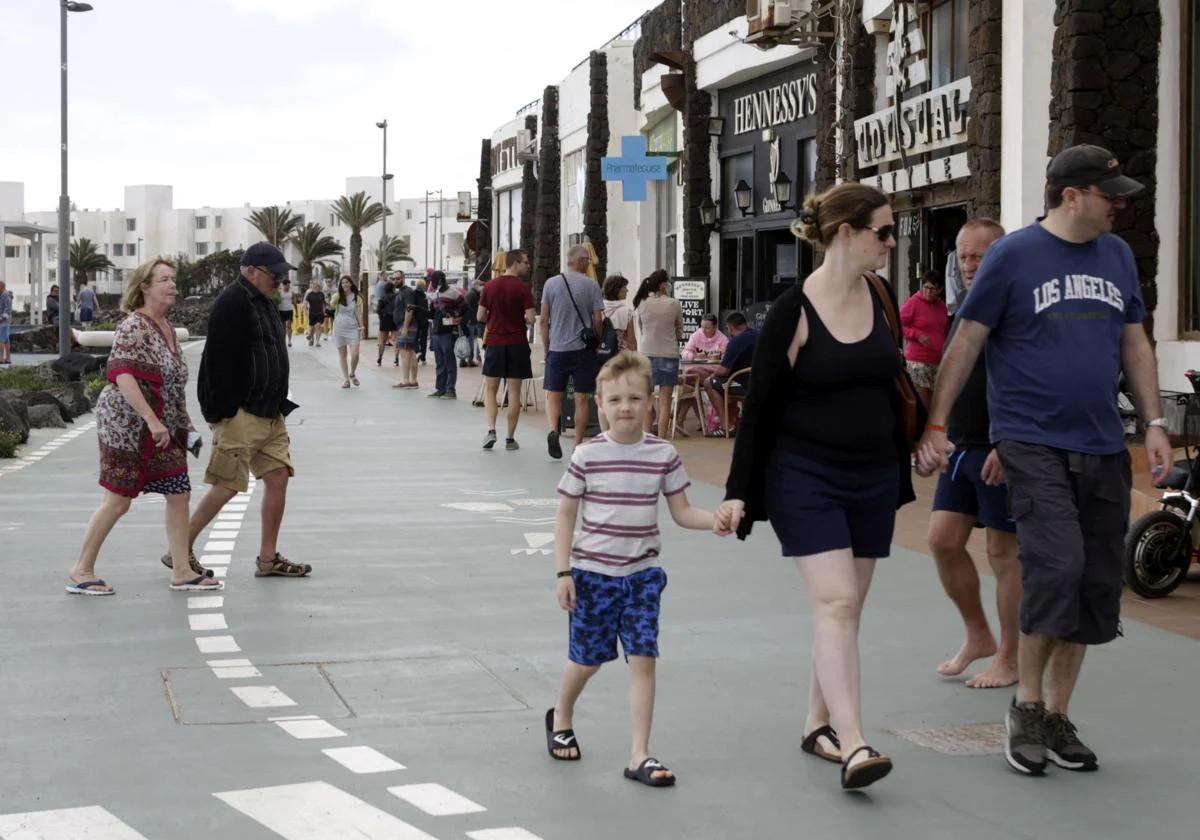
[
  {"x1": 559, "y1": 275, "x2": 600, "y2": 352},
  {"x1": 863, "y1": 272, "x2": 920, "y2": 448}
]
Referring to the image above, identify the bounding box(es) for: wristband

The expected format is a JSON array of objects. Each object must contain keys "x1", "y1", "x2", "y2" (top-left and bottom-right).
[
  {"x1": 925, "y1": 423, "x2": 947, "y2": 433},
  {"x1": 556, "y1": 570, "x2": 572, "y2": 579}
]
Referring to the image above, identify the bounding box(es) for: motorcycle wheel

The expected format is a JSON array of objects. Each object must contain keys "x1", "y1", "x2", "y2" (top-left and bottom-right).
[{"x1": 1124, "y1": 510, "x2": 1192, "y2": 599}]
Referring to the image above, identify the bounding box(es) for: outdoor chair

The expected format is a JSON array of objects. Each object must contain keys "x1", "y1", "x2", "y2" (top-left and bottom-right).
[{"x1": 722, "y1": 367, "x2": 752, "y2": 436}]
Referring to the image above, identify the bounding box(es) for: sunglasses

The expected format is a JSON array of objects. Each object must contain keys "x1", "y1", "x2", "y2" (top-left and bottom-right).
[{"x1": 856, "y1": 223, "x2": 896, "y2": 242}]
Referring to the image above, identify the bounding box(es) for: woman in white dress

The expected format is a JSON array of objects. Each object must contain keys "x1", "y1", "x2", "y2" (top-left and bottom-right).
[{"x1": 332, "y1": 275, "x2": 364, "y2": 388}]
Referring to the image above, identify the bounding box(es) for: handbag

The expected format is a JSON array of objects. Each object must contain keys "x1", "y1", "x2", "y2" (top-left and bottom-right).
[
  {"x1": 558, "y1": 274, "x2": 600, "y2": 352},
  {"x1": 454, "y1": 334, "x2": 472, "y2": 361},
  {"x1": 863, "y1": 272, "x2": 921, "y2": 449}
]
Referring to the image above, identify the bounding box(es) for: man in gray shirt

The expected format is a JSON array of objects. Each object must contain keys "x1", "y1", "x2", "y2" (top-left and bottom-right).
[
  {"x1": 0, "y1": 279, "x2": 12, "y2": 365},
  {"x1": 539, "y1": 244, "x2": 604, "y2": 459}
]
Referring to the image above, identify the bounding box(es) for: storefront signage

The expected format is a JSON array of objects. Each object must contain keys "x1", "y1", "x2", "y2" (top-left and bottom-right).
[
  {"x1": 854, "y1": 78, "x2": 971, "y2": 168},
  {"x1": 492, "y1": 135, "x2": 521, "y2": 176},
  {"x1": 733, "y1": 72, "x2": 819, "y2": 136},
  {"x1": 672, "y1": 279, "x2": 707, "y2": 348},
  {"x1": 862, "y1": 152, "x2": 970, "y2": 195},
  {"x1": 602, "y1": 135, "x2": 669, "y2": 202}
]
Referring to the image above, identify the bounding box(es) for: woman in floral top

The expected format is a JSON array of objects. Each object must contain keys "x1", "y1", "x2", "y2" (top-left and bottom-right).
[{"x1": 66, "y1": 259, "x2": 221, "y2": 595}]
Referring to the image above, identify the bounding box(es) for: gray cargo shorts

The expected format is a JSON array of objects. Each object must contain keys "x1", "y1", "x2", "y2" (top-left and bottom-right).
[{"x1": 996, "y1": 440, "x2": 1131, "y2": 645}]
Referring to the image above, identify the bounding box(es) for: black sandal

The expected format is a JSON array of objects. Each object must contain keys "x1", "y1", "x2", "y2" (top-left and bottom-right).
[
  {"x1": 623, "y1": 757, "x2": 676, "y2": 787},
  {"x1": 801, "y1": 725, "x2": 842, "y2": 764},
  {"x1": 841, "y1": 746, "x2": 893, "y2": 790},
  {"x1": 544, "y1": 707, "x2": 581, "y2": 761}
]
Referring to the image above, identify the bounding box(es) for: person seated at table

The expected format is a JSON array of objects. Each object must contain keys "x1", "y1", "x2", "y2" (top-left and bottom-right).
[
  {"x1": 681, "y1": 314, "x2": 728, "y2": 362},
  {"x1": 703, "y1": 311, "x2": 758, "y2": 436},
  {"x1": 675, "y1": 314, "x2": 730, "y2": 433}
]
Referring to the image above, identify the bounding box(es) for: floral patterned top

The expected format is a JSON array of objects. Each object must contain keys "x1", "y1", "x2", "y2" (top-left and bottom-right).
[{"x1": 96, "y1": 312, "x2": 193, "y2": 497}]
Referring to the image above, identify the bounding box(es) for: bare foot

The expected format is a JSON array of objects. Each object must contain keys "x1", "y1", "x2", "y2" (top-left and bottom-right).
[
  {"x1": 965, "y1": 659, "x2": 1018, "y2": 689},
  {"x1": 937, "y1": 637, "x2": 998, "y2": 677}
]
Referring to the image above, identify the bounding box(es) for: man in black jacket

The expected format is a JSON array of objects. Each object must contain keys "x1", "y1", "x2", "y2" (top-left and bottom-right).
[{"x1": 187, "y1": 242, "x2": 312, "y2": 578}]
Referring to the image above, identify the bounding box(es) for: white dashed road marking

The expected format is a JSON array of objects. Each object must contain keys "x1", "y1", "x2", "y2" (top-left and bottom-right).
[
  {"x1": 467, "y1": 830, "x2": 546, "y2": 840},
  {"x1": 321, "y1": 746, "x2": 406, "y2": 774},
  {"x1": 195, "y1": 635, "x2": 240, "y2": 654},
  {"x1": 388, "y1": 783, "x2": 487, "y2": 816},
  {"x1": 230, "y1": 685, "x2": 297, "y2": 709},
  {"x1": 214, "y1": 781, "x2": 438, "y2": 840},
  {"x1": 188, "y1": 596, "x2": 224, "y2": 609},
  {"x1": 188, "y1": 613, "x2": 228, "y2": 631},
  {"x1": 0, "y1": 805, "x2": 150, "y2": 839},
  {"x1": 273, "y1": 718, "x2": 346, "y2": 740}
]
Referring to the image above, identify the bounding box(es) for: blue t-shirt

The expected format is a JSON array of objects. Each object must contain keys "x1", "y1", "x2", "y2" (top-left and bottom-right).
[
  {"x1": 956, "y1": 222, "x2": 1145, "y2": 455},
  {"x1": 722, "y1": 328, "x2": 759, "y2": 382}
]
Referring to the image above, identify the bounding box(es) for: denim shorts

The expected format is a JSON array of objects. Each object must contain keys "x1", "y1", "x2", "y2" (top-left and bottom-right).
[
  {"x1": 0, "y1": 324, "x2": 9, "y2": 343},
  {"x1": 766, "y1": 449, "x2": 898, "y2": 558},
  {"x1": 544, "y1": 349, "x2": 599, "y2": 394},
  {"x1": 568, "y1": 566, "x2": 668, "y2": 665},
  {"x1": 649, "y1": 356, "x2": 680, "y2": 388}
]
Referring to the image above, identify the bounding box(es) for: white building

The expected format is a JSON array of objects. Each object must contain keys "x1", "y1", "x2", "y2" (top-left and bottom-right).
[{"x1": 0, "y1": 179, "x2": 473, "y2": 320}]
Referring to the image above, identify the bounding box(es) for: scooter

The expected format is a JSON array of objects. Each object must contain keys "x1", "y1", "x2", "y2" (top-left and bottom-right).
[{"x1": 1122, "y1": 370, "x2": 1200, "y2": 598}]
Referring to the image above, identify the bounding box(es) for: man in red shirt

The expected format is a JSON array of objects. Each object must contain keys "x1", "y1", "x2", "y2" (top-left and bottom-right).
[{"x1": 478, "y1": 248, "x2": 537, "y2": 450}]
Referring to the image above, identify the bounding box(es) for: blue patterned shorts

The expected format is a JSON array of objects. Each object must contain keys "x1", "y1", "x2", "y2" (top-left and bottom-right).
[{"x1": 568, "y1": 566, "x2": 668, "y2": 666}]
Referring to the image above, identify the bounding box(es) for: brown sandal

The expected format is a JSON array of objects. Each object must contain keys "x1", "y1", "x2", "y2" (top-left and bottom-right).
[
  {"x1": 160, "y1": 550, "x2": 213, "y2": 578},
  {"x1": 801, "y1": 725, "x2": 842, "y2": 764},
  {"x1": 841, "y1": 746, "x2": 893, "y2": 789},
  {"x1": 255, "y1": 553, "x2": 312, "y2": 577}
]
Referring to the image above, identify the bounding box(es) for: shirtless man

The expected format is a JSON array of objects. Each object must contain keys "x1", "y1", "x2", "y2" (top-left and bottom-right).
[{"x1": 926, "y1": 219, "x2": 1020, "y2": 689}]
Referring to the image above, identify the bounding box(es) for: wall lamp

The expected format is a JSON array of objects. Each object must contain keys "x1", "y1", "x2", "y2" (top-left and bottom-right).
[
  {"x1": 734, "y1": 179, "x2": 755, "y2": 217},
  {"x1": 772, "y1": 171, "x2": 795, "y2": 213},
  {"x1": 699, "y1": 196, "x2": 721, "y2": 232}
]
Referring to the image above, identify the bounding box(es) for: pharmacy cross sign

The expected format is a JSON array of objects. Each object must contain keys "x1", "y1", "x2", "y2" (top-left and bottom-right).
[{"x1": 602, "y1": 135, "x2": 669, "y2": 202}]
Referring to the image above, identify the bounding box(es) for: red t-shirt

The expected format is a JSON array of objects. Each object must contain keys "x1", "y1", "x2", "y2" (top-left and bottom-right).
[{"x1": 479, "y1": 274, "x2": 535, "y2": 346}]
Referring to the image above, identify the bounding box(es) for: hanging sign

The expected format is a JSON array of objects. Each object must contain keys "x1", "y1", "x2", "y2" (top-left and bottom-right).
[{"x1": 672, "y1": 279, "x2": 707, "y2": 348}]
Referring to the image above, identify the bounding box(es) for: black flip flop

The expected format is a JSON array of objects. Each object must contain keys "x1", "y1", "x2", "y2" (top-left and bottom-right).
[
  {"x1": 623, "y1": 757, "x2": 676, "y2": 787},
  {"x1": 801, "y1": 725, "x2": 842, "y2": 764},
  {"x1": 545, "y1": 707, "x2": 581, "y2": 761},
  {"x1": 841, "y1": 746, "x2": 893, "y2": 790}
]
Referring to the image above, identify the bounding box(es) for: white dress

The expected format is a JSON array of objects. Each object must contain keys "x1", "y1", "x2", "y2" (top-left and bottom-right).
[{"x1": 333, "y1": 296, "x2": 360, "y2": 348}]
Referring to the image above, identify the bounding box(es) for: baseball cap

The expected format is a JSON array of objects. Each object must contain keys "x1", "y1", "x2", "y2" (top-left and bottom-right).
[
  {"x1": 241, "y1": 242, "x2": 297, "y2": 276},
  {"x1": 1046, "y1": 144, "x2": 1144, "y2": 197}
]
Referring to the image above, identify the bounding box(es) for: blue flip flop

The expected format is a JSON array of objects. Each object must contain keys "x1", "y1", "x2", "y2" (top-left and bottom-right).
[
  {"x1": 65, "y1": 579, "x2": 114, "y2": 596},
  {"x1": 169, "y1": 575, "x2": 224, "y2": 591}
]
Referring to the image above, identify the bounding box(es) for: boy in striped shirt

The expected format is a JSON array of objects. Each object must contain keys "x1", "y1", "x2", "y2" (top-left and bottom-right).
[{"x1": 544, "y1": 351, "x2": 725, "y2": 787}]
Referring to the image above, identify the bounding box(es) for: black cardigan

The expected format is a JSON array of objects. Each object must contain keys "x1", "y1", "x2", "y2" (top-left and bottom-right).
[{"x1": 723, "y1": 279, "x2": 921, "y2": 540}]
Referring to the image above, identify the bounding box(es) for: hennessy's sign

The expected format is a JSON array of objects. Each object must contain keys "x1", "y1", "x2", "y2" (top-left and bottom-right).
[
  {"x1": 733, "y1": 73, "x2": 819, "y2": 135},
  {"x1": 854, "y1": 77, "x2": 971, "y2": 168}
]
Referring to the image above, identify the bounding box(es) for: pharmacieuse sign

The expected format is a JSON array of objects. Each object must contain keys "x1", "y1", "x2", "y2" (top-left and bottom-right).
[{"x1": 853, "y1": 77, "x2": 971, "y2": 169}]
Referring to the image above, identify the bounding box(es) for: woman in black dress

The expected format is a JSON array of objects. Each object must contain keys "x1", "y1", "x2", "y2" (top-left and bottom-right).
[
  {"x1": 716, "y1": 183, "x2": 917, "y2": 790},
  {"x1": 377, "y1": 281, "x2": 398, "y2": 366}
]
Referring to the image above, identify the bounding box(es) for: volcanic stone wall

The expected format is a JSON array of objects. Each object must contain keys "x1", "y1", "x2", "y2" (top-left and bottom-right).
[
  {"x1": 1049, "y1": 0, "x2": 1162, "y2": 312},
  {"x1": 533, "y1": 86, "x2": 561, "y2": 304},
  {"x1": 966, "y1": 0, "x2": 1003, "y2": 220},
  {"x1": 585, "y1": 51, "x2": 611, "y2": 281},
  {"x1": 520, "y1": 114, "x2": 539, "y2": 257},
  {"x1": 476, "y1": 139, "x2": 492, "y2": 281},
  {"x1": 633, "y1": 0, "x2": 681, "y2": 109}
]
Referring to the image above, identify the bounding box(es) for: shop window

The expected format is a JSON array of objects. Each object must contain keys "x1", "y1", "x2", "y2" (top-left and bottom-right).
[
  {"x1": 655, "y1": 163, "x2": 678, "y2": 274},
  {"x1": 721, "y1": 153, "x2": 753, "y2": 219}
]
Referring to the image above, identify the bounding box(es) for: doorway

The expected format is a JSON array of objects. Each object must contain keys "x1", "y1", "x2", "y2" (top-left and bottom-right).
[
  {"x1": 927, "y1": 204, "x2": 968, "y2": 290},
  {"x1": 720, "y1": 235, "x2": 755, "y2": 312}
]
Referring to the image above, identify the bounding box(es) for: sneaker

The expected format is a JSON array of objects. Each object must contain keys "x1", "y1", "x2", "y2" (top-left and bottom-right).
[
  {"x1": 505, "y1": 438, "x2": 520, "y2": 451},
  {"x1": 428, "y1": 391, "x2": 446, "y2": 398},
  {"x1": 547, "y1": 430, "x2": 562, "y2": 459},
  {"x1": 482, "y1": 430, "x2": 498, "y2": 450},
  {"x1": 444, "y1": 390, "x2": 457, "y2": 400},
  {"x1": 1004, "y1": 697, "x2": 1048, "y2": 776},
  {"x1": 1044, "y1": 712, "x2": 1098, "y2": 771}
]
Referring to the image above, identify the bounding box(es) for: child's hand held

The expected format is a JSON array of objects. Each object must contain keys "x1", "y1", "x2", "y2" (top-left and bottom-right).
[{"x1": 556, "y1": 576, "x2": 577, "y2": 612}]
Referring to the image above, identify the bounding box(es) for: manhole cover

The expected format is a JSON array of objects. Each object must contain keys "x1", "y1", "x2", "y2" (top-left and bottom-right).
[
  {"x1": 890, "y1": 723, "x2": 1005, "y2": 755},
  {"x1": 323, "y1": 655, "x2": 528, "y2": 719}
]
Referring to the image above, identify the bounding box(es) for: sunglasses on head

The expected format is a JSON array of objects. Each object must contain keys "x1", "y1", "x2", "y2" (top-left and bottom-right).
[{"x1": 855, "y1": 223, "x2": 895, "y2": 242}]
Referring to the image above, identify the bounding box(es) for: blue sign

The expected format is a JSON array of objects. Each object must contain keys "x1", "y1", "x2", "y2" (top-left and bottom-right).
[{"x1": 601, "y1": 135, "x2": 669, "y2": 202}]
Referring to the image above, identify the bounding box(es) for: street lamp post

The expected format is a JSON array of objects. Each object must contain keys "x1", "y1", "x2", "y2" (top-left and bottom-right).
[
  {"x1": 58, "y1": 0, "x2": 93, "y2": 358},
  {"x1": 424, "y1": 190, "x2": 434, "y2": 272},
  {"x1": 373, "y1": 119, "x2": 389, "y2": 340}
]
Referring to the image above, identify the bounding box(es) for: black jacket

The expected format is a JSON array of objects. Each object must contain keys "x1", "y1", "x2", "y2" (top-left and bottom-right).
[
  {"x1": 198, "y1": 278, "x2": 297, "y2": 423},
  {"x1": 724, "y1": 278, "x2": 920, "y2": 540}
]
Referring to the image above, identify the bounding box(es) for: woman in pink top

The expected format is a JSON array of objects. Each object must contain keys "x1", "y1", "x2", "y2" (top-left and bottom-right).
[
  {"x1": 899, "y1": 271, "x2": 949, "y2": 407},
  {"x1": 681, "y1": 314, "x2": 729, "y2": 360},
  {"x1": 677, "y1": 315, "x2": 729, "y2": 434}
]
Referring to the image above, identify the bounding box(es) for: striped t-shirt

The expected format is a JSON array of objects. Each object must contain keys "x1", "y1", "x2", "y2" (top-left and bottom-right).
[{"x1": 556, "y1": 433, "x2": 691, "y2": 577}]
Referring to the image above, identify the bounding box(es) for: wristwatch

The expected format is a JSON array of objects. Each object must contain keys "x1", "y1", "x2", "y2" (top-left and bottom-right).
[{"x1": 1146, "y1": 417, "x2": 1169, "y2": 431}]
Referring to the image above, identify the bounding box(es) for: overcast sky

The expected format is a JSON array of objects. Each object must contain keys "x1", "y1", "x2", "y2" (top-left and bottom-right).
[{"x1": 0, "y1": 0, "x2": 651, "y2": 213}]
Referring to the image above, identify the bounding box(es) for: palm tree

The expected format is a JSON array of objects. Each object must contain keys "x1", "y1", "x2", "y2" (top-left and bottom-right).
[
  {"x1": 331, "y1": 192, "x2": 387, "y2": 279},
  {"x1": 246, "y1": 206, "x2": 303, "y2": 247},
  {"x1": 372, "y1": 234, "x2": 414, "y2": 273},
  {"x1": 70, "y1": 238, "x2": 114, "y2": 288},
  {"x1": 331, "y1": 191, "x2": 388, "y2": 330},
  {"x1": 289, "y1": 222, "x2": 344, "y2": 290}
]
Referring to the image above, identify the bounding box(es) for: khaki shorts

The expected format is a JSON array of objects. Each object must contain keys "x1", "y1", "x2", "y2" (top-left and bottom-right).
[{"x1": 205, "y1": 409, "x2": 294, "y2": 492}]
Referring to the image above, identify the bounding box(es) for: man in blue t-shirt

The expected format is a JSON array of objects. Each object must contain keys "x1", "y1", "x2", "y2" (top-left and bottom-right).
[
  {"x1": 916, "y1": 145, "x2": 1172, "y2": 778},
  {"x1": 703, "y1": 311, "x2": 757, "y2": 435}
]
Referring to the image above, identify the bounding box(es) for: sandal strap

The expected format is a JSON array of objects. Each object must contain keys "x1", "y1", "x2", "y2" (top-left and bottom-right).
[{"x1": 843, "y1": 745, "x2": 881, "y2": 766}]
